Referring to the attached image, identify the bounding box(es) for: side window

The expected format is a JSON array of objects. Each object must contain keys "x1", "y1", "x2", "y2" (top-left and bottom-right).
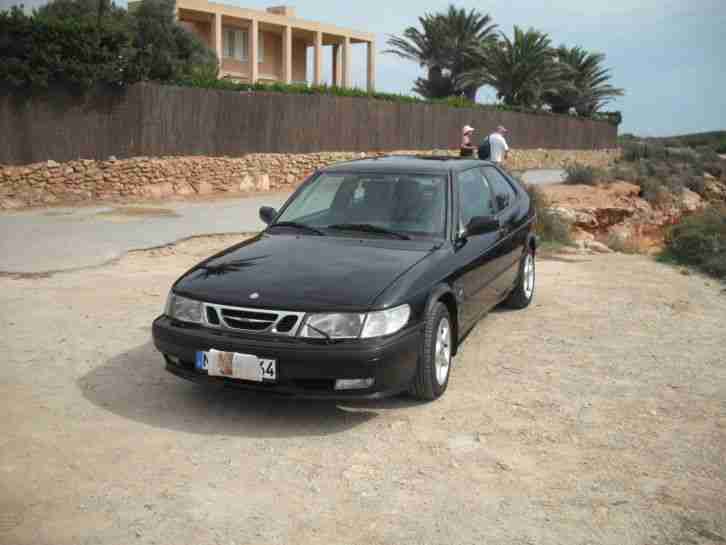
[
  {"x1": 482, "y1": 166, "x2": 517, "y2": 212},
  {"x1": 458, "y1": 168, "x2": 496, "y2": 228}
]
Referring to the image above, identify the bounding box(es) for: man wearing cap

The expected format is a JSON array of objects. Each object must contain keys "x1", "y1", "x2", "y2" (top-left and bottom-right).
[
  {"x1": 460, "y1": 125, "x2": 476, "y2": 157},
  {"x1": 488, "y1": 125, "x2": 510, "y2": 164}
]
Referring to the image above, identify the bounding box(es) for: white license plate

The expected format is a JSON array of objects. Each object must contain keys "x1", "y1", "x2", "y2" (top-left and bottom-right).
[{"x1": 196, "y1": 349, "x2": 276, "y2": 382}]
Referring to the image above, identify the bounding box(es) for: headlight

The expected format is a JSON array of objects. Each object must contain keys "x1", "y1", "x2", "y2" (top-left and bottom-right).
[
  {"x1": 300, "y1": 313, "x2": 365, "y2": 339},
  {"x1": 165, "y1": 292, "x2": 203, "y2": 323},
  {"x1": 361, "y1": 304, "x2": 410, "y2": 338},
  {"x1": 299, "y1": 305, "x2": 410, "y2": 339}
]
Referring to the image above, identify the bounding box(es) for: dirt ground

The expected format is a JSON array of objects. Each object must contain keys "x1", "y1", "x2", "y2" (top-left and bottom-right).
[{"x1": 1, "y1": 235, "x2": 725, "y2": 545}]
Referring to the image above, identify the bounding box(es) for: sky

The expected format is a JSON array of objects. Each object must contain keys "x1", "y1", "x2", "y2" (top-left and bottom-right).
[{"x1": 4, "y1": 0, "x2": 725, "y2": 136}]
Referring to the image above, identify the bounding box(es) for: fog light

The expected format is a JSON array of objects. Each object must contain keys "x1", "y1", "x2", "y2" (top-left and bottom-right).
[
  {"x1": 334, "y1": 378, "x2": 374, "y2": 391},
  {"x1": 166, "y1": 354, "x2": 180, "y2": 365}
]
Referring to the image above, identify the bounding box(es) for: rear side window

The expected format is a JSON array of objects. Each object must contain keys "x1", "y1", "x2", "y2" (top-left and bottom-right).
[
  {"x1": 458, "y1": 168, "x2": 496, "y2": 228},
  {"x1": 482, "y1": 166, "x2": 517, "y2": 212}
]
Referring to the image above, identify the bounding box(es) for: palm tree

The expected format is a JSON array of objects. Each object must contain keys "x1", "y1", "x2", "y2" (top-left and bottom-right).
[
  {"x1": 436, "y1": 5, "x2": 497, "y2": 101},
  {"x1": 462, "y1": 26, "x2": 564, "y2": 108},
  {"x1": 385, "y1": 13, "x2": 452, "y2": 99},
  {"x1": 385, "y1": 5, "x2": 497, "y2": 100},
  {"x1": 543, "y1": 45, "x2": 624, "y2": 115}
]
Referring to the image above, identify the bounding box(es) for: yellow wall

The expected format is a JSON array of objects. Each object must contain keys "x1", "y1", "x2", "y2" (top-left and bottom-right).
[{"x1": 219, "y1": 30, "x2": 307, "y2": 83}]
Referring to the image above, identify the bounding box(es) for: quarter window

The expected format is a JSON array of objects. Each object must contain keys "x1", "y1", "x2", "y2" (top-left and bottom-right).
[
  {"x1": 482, "y1": 166, "x2": 517, "y2": 212},
  {"x1": 458, "y1": 168, "x2": 496, "y2": 229}
]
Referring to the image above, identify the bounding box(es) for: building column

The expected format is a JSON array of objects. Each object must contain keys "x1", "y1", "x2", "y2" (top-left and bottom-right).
[
  {"x1": 248, "y1": 18, "x2": 259, "y2": 84},
  {"x1": 212, "y1": 13, "x2": 222, "y2": 66},
  {"x1": 282, "y1": 25, "x2": 292, "y2": 84},
  {"x1": 367, "y1": 41, "x2": 376, "y2": 92},
  {"x1": 342, "y1": 36, "x2": 351, "y2": 88},
  {"x1": 332, "y1": 44, "x2": 342, "y2": 87},
  {"x1": 313, "y1": 31, "x2": 323, "y2": 86}
]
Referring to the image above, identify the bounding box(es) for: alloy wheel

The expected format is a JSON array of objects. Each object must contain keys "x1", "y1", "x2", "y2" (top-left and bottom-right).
[{"x1": 435, "y1": 317, "x2": 451, "y2": 385}]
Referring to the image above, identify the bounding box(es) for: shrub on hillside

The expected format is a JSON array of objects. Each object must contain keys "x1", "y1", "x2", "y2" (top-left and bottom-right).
[
  {"x1": 715, "y1": 140, "x2": 726, "y2": 154},
  {"x1": 663, "y1": 206, "x2": 726, "y2": 280},
  {"x1": 525, "y1": 184, "x2": 571, "y2": 245},
  {"x1": 608, "y1": 141, "x2": 725, "y2": 204},
  {"x1": 637, "y1": 178, "x2": 672, "y2": 205},
  {"x1": 684, "y1": 175, "x2": 707, "y2": 197},
  {"x1": 564, "y1": 162, "x2": 601, "y2": 185},
  {"x1": 703, "y1": 161, "x2": 724, "y2": 179},
  {"x1": 621, "y1": 141, "x2": 667, "y2": 162},
  {"x1": 609, "y1": 163, "x2": 639, "y2": 183}
]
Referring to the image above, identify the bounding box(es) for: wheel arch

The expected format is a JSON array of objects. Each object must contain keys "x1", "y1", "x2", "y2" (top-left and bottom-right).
[
  {"x1": 426, "y1": 284, "x2": 460, "y2": 356},
  {"x1": 527, "y1": 232, "x2": 538, "y2": 254}
]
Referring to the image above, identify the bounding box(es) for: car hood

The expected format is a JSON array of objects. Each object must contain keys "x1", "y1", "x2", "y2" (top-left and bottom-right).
[{"x1": 173, "y1": 234, "x2": 437, "y2": 311}]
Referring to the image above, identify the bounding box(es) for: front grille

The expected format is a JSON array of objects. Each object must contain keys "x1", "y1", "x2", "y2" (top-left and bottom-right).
[
  {"x1": 202, "y1": 303, "x2": 304, "y2": 336},
  {"x1": 206, "y1": 307, "x2": 221, "y2": 325}
]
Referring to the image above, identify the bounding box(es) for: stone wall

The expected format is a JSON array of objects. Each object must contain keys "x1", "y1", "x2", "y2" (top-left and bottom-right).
[{"x1": 0, "y1": 148, "x2": 619, "y2": 209}]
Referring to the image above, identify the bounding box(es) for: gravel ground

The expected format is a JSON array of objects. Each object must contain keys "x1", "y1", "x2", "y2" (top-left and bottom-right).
[{"x1": 1, "y1": 235, "x2": 725, "y2": 545}]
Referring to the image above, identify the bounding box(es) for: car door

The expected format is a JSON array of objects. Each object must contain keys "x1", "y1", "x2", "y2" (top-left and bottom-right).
[
  {"x1": 452, "y1": 167, "x2": 502, "y2": 332},
  {"x1": 481, "y1": 165, "x2": 526, "y2": 298}
]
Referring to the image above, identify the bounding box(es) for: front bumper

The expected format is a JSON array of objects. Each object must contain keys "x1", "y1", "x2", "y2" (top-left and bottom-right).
[{"x1": 152, "y1": 316, "x2": 422, "y2": 399}]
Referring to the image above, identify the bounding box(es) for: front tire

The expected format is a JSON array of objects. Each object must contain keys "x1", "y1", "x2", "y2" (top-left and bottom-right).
[
  {"x1": 504, "y1": 248, "x2": 535, "y2": 309},
  {"x1": 409, "y1": 302, "x2": 452, "y2": 401}
]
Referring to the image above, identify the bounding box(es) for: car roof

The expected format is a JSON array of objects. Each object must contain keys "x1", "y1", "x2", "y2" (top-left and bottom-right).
[{"x1": 322, "y1": 155, "x2": 496, "y2": 175}]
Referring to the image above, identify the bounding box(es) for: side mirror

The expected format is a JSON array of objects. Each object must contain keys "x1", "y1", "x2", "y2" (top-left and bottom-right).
[
  {"x1": 465, "y1": 216, "x2": 500, "y2": 237},
  {"x1": 495, "y1": 194, "x2": 510, "y2": 210},
  {"x1": 259, "y1": 206, "x2": 277, "y2": 225}
]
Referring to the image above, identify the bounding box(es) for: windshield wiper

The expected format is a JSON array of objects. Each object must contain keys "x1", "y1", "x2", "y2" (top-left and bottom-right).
[
  {"x1": 326, "y1": 223, "x2": 410, "y2": 240},
  {"x1": 269, "y1": 221, "x2": 325, "y2": 236}
]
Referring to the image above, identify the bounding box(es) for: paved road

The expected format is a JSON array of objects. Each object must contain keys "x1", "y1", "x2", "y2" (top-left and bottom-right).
[
  {"x1": 0, "y1": 193, "x2": 290, "y2": 273},
  {"x1": 0, "y1": 169, "x2": 565, "y2": 274}
]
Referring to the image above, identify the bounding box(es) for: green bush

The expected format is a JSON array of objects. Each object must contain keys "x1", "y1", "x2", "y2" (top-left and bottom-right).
[
  {"x1": 663, "y1": 206, "x2": 726, "y2": 280},
  {"x1": 128, "y1": 0, "x2": 217, "y2": 82},
  {"x1": 525, "y1": 184, "x2": 572, "y2": 245},
  {"x1": 0, "y1": 6, "x2": 131, "y2": 91},
  {"x1": 564, "y1": 162, "x2": 601, "y2": 185},
  {"x1": 0, "y1": 0, "x2": 217, "y2": 92},
  {"x1": 715, "y1": 140, "x2": 726, "y2": 154}
]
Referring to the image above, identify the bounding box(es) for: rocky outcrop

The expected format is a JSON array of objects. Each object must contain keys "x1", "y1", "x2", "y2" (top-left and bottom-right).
[
  {"x1": 542, "y1": 181, "x2": 721, "y2": 252},
  {"x1": 0, "y1": 148, "x2": 618, "y2": 209}
]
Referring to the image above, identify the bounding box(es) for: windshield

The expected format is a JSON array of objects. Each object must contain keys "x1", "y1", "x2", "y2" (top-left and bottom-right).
[{"x1": 274, "y1": 172, "x2": 447, "y2": 238}]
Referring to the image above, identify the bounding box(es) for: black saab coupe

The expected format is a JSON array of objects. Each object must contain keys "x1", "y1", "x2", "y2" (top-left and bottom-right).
[{"x1": 153, "y1": 156, "x2": 537, "y2": 401}]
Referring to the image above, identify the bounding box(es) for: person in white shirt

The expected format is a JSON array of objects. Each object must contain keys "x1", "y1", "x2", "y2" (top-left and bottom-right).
[{"x1": 488, "y1": 125, "x2": 510, "y2": 164}]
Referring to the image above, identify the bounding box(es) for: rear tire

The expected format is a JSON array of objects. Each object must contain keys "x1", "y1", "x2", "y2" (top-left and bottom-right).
[
  {"x1": 409, "y1": 302, "x2": 452, "y2": 401},
  {"x1": 504, "y1": 248, "x2": 535, "y2": 309}
]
